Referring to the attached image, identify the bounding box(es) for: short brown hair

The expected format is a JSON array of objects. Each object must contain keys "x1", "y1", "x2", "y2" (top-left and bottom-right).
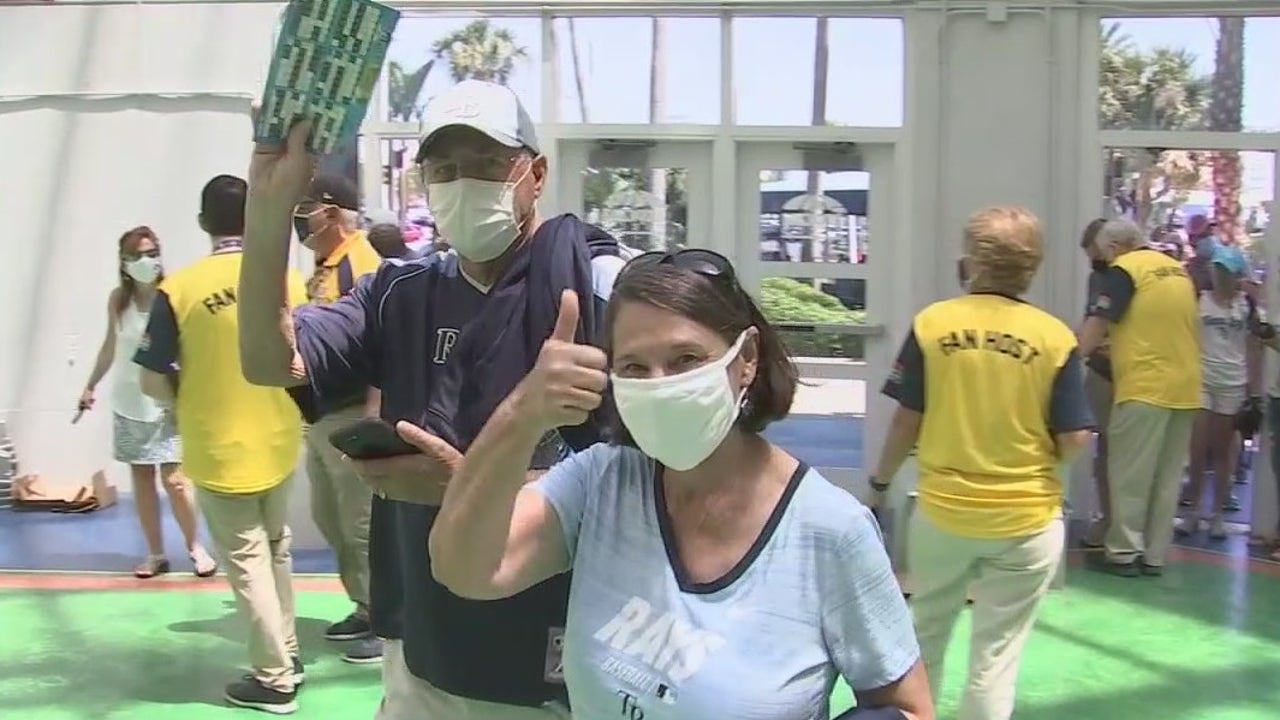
[
  {"x1": 604, "y1": 260, "x2": 798, "y2": 442},
  {"x1": 963, "y1": 206, "x2": 1044, "y2": 296}
]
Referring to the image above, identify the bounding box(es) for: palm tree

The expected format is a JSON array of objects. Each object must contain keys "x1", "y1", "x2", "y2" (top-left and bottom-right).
[
  {"x1": 386, "y1": 59, "x2": 434, "y2": 122},
  {"x1": 1208, "y1": 17, "x2": 1246, "y2": 244},
  {"x1": 431, "y1": 19, "x2": 528, "y2": 84},
  {"x1": 1098, "y1": 22, "x2": 1212, "y2": 227}
]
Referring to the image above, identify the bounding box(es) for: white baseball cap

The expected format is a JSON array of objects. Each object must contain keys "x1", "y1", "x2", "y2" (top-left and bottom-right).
[{"x1": 416, "y1": 80, "x2": 540, "y2": 160}]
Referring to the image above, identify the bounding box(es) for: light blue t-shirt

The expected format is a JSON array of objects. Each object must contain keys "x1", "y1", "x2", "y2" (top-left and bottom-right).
[{"x1": 531, "y1": 443, "x2": 919, "y2": 720}]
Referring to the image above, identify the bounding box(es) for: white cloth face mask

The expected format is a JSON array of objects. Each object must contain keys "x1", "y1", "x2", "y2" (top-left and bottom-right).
[
  {"x1": 427, "y1": 169, "x2": 529, "y2": 263},
  {"x1": 611, "y1": 331, "x2": 749, "y2": 472},
  {"x1": 124, "y1": 257, "x2": 162, "y2": 284}
]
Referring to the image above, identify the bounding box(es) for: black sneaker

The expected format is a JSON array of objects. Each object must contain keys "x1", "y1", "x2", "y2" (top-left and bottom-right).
[
  {"x1": 1086, "y1": 553, "x2": 1140, "y2": 577},
  {"x1": 342, "y1": 636, "x2": 384, "y2": 665},
  {"x1": 224, "y1": 677, "x2": 297, "y2": 715},
  {"x1": 324, "y1": 613, "x2": 371, "y2": 641}
]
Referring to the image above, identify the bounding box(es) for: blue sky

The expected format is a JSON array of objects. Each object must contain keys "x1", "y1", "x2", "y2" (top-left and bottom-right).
[
  {"x1": 381, "y1": 15, "x2": 1277, "y2": 195},
  {"x1": 385, "y1": 14, "x2": 1279, "y2": 130}
]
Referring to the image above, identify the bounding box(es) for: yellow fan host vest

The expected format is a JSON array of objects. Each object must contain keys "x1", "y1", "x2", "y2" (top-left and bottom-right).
[
  {"x1": 913, "y1": 294, "x2": 1077, "y2": 538},
  {"x1": 1108, "y1": 250, "x2": 1201, "y2": 409},
  {"x1": 161, "y1": 252, "x2": 308, "y2": 494}
]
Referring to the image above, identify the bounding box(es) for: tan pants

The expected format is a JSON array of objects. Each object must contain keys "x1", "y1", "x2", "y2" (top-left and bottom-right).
[
  {"x1": 305, "y1": 405, "x2": 373, "y2": 617},
  {"x1": 376, "y1": 639, "x2": 571, "y2": 720},
  {"x1": 908, "y1": 512, "x2": 1064, "y2": 720},
  {"x1": 1104, "y1": 400, "x2": 1197, "y2": 566},
  {"x1": 199, "y1": 476, "x2": 298, "y2": 692}
]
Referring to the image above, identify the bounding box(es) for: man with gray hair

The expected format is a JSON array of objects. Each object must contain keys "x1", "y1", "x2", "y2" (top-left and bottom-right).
[
  {"x1": 1078, "y1": 218, "x2": 1201, "y2": 577},
  {"x1": 292, "y1": 173, "x2": 386, "y2": 664}
]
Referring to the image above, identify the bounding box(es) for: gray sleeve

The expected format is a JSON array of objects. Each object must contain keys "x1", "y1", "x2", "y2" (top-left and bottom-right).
[
  {"x1": 530, "y1": 443, "x2": 612, "y2": 562},
  {"x1": 824, "y1": 505, "x2": 921, "y2": 691}
]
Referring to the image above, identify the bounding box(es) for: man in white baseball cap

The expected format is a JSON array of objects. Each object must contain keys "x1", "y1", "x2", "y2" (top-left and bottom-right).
[{"x1": 239, "y1": 79, "x2": 627, "y2": 719}]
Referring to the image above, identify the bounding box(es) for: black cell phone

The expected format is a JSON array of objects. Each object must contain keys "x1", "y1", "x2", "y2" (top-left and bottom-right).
[{"x1": 328, "y1": 418, "x2": 420, "y2": 460}]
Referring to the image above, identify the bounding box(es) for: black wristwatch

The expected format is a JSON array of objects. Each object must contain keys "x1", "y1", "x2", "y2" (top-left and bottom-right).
[{"x1": 869, "y1": 476, "x2": 891, "y2": 493}]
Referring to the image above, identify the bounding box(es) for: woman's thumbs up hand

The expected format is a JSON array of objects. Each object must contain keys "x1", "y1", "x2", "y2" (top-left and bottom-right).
[{"x1": 519, "y1": 290, "x2": 609, "y2": 430}]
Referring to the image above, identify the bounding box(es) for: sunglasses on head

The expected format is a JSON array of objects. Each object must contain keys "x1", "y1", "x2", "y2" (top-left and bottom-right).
[{"x1": 621, "y1": 248, "x2": 738, "y2": 283}]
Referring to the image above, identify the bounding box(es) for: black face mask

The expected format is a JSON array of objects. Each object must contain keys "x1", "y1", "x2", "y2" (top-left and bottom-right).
[
  {"x1": 956, "y1": 259, "x2": 968, "y2": 288},
  {"x1": 1091, "y1": 259, "x2": 1109, "y2": 273},
  {"x1": 294, "y1": 218, "x2": 312, "y2": 245}
]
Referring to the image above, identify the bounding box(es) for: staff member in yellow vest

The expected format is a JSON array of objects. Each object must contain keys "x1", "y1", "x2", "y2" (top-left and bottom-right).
[
  {"x1": 292, "y1": 174, "x2": 386, "y2": 665},
  {"x1": 870, "y1": 206, "x2": 1094, "y2": 720},
  {"x1": 135, "y1": 175, "x2": 310, "y2": 714},
  {"x1": 1078, "y1": 218, "x2": 1201, "y2": 577}
]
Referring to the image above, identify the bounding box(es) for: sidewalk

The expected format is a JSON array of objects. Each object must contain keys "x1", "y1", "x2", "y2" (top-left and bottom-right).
[{"x1": 792, "y1": 378, "x2": 867, "y2": 416}]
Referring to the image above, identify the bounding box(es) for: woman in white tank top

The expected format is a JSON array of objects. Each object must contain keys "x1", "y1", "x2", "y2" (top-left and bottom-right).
[
  {"x1": 78, "y1": 227, "x2": 215, "y2": 578},
  {"x1": 1179, "y1": 245, "x2": 1259, "y2": 539}
]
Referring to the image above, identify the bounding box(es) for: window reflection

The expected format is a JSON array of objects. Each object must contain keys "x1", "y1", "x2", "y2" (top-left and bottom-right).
[{"x1": 1098, "y1": 17, "x2": 1280, "y2": 132}]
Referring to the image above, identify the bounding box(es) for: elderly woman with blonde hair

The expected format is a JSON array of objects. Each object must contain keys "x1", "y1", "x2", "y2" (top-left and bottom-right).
[{"x1": 870, "y1": 206, "x2": 1094, "y2": 720}]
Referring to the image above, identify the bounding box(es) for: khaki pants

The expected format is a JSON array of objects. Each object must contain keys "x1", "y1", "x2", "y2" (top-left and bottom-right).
[
  {"x1": 306, "y1": 405, "x2": 373, "y2": 617},
  {"x1": 199, "y1": 476, "x2": 298, "y2": 692},
  {"x1": 1104, "y1": 400, "x2": 1197, "y2": 566},
  {"x1": 908, "y1": 512, "x2": 1063, "y2": 720},
  {"x1": 376, "y1": 639, "x2": 571, "y2": 720}
]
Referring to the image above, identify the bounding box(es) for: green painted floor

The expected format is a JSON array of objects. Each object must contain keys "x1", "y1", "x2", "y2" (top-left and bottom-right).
[{"x1": 4, "y1": 559, "x2": 1279, "y2": 719}]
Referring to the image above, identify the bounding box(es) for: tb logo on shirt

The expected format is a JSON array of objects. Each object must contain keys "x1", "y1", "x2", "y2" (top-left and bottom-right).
[{"x1": 432, "y1": 328, "x2": 460, "y2": 364}]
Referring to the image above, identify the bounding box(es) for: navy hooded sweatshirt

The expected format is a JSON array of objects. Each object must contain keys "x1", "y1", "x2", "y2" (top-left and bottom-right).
[{"x1": 291, "y1": 215, "x2": 623, "y2": 706}]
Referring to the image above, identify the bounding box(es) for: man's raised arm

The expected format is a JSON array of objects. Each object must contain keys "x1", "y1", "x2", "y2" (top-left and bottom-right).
[
  {"x1": 238, "y1": 118, "x2": 319, "y2": 387},
  {"x1": 240, "y1": 190, "x2": 307, "y2": 387}
]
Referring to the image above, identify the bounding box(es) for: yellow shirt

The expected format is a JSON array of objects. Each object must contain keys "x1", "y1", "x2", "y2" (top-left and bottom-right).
[
  {"x1": 137, "y1": 247, "x2": 308, "y2": 494},
  {"x1": 1106, "y1": 249, "x2": 1201, "y2": 409},
  {"x1": 904, "y1": 294, "x2": 1084, "y2": 539},
  {"x1": 306, "y1": 231, "x2": 382, "y2": 305}
]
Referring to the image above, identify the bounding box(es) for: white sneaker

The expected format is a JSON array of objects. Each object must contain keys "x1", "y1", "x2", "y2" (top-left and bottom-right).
[{"x1": 1209, "y1": 517, "x2": 1228, "y2": 540}]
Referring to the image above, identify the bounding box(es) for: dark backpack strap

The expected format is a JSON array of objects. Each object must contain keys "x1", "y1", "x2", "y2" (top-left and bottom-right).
[{"x1": 337, "y1": 257, "x2": 355, "y2": 296}]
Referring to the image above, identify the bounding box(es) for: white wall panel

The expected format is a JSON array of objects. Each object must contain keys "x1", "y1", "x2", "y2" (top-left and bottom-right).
[
  {"x1": 0, "y1": 100, "x2": 255, "y2": 481},
  {"x1": 938, "y1": 11, "x2": 1053, "y2": 306},
  {"x1": 0, "y1": 3, "x2": 283, "y2": 97}
]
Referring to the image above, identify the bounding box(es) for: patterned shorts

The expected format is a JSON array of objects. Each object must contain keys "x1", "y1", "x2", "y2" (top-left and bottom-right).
[{"x1": 112, "y1": 412, "x2": 182, "y2": 466}]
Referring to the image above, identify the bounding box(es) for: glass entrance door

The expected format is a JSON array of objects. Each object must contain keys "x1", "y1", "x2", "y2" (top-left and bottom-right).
[
  {"x1": 733, "y1": 141, "x2": 896, "y2": 499},
  {"x1": 1100, "y1": 146, "x2": 1279, "y2": 543},
  {"x1": 556, "y1": 140, "x2": 713, "y2": 254}
]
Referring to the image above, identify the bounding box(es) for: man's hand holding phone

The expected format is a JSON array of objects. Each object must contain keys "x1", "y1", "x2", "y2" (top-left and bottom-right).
[{"x1": 331, "y1": 418, "x2": 463, "y2": 506}]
